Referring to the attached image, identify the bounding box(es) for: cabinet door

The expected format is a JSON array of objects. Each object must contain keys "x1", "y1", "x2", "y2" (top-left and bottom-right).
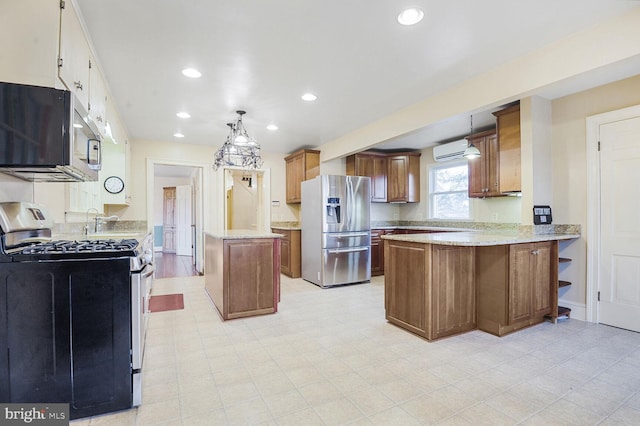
[
  {"x1": 508, "y1": 244, "x2": 534, "y2": 324},
  {"x1": 225, "y1": 239, "x2": 276, "y2": 318},
  {"x1": 467, "y1": 136, "x2": 487, "y2": 197},
  {"x1": 431, "y1": 245, "x2": 476, "y2": 339},
  {"x1": 280, "y1": 230, "x2": 291, "y2": 276},
  {"x1": 385, "y1": 241, "x2": 427, "y2": 334},
  {"x1": 532, "y1": 242, "x2": 553, "y2": 316},
  {"x1": 285, "y1": 154, "x2": 303, "y2": 203},
  {"x1": 371, "y1": 156, "x2": 388, "y2": 202},
  {"x1": 88, "y1": 56, "x2": 108, "y2": 136},
  {"x1": 468, "y1": 132, "x2": 500, "y2": 197},
  {"x1": 370, "y1": 229, "x2": 384, "y2": 276},
  {"x1": 59, "y1": 1, "x2": 90, "y2": 109},
  {"x1": 495, "y1": 104, "x2": 521, "y2": 193},
  {"x1": 387, "y1": 155, "x2": 408, "y2": 202}
]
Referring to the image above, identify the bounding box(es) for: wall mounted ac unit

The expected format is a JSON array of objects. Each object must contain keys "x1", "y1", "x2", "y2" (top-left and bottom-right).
[{"x1": 432, "y1": 139, "x2": 468, "y2": 162}]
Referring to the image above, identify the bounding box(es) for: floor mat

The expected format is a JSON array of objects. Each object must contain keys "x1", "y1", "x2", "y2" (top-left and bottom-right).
[{"x1": 149, "y1": 293, "x2": 184, "y2": 312}]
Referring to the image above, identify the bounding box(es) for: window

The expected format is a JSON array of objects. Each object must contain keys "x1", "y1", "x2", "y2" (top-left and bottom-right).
[{"x1": 429, "y1": 161, "x2": 470, "y2": 220}]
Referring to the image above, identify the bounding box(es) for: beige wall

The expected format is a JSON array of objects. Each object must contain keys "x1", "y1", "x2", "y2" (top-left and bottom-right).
[
  {"x1": 127, "y1": 139, "x2": 298, "y2": 229},
  {"x1": 551, "y1": 74, "x2": 640, "y2": 313}
]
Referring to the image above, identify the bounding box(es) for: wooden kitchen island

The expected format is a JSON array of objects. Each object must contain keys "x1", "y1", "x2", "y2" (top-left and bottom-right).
[
  {"x1": 205, "y1": 231, "x2": 281, "y2": 320},
  {"x1": 382, "y1": 230, "x2": 579, "y2": 340}
]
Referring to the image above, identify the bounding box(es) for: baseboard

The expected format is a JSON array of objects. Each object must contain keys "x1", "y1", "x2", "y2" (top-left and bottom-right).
[
  {"x1": 154, "y1": 246, "x2": 163, "y2": 252},
  {"x1": 558, "y1": 298, "x2": 587, "y2": 321}
]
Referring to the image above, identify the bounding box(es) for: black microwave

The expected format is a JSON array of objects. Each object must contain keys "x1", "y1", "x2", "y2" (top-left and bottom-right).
[{"x1": 0, "y1": 81, "x2": 102, "y2": 182}]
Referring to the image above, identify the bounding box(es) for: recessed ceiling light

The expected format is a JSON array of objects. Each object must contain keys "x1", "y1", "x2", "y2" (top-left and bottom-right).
[
  {"x1": 266, "y1": 124, "x2": 279, "y2": 131},
  {"x1": 173, "y1": 132, "x2": 185, "y2": 138},
  {"x1": 181, "y1": 68, "x2": 202, "y2": 78},
  {"x1": 397, "y1": 8, "x2": 424, "y2": 25},
  {"x1": 301, "y1": 93, "x2": 317, "y2": 101},
  {"x1": 176, "y1": 112, "x2": 191, "y2": 119}
]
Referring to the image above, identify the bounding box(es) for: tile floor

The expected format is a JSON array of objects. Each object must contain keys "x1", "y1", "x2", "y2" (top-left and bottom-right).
[{"x1": 73, "y1": 275, "x2": 640, "y2": 425}]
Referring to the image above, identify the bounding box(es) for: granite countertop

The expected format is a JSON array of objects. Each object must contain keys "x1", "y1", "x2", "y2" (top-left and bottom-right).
[
  {"x1": 381, "y1": 230, "x2": 580, "y2": 246},
  {"x1": 207, "y1": 229, "x2": 283, "y2": 239},
  {"x1": 373, "y1": 225, "x2": 473, "y2": 232},
  {"x1": 270, "y1": 225, "x2": 301, "y2": 231}
]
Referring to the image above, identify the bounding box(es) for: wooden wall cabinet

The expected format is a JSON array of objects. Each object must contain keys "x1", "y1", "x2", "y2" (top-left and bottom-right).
[
  {"x1": 387, "y1": 153, "x2": 421, "y2": 202},
  {"x1": 467, "y1": 130, "x2": 501, "y2": 198},
  {"x1": 271, "y1": 228, "x2": 301, "y2": 278},
  {"x1": 346, "y1": 153, "x2": 388, "y2": 202},
  {"x1": 493, "y1": 103, "x2": 521, "y2": 194},
  {"x1": 346, "y1": 151, "x2": 420, "y2": 203},
  {"x1": 205, "y1": 234, "x2": 280, "y2": 320},
  {"x1": 285, "y1": 149, "x2": 320, "y2": 204},
  {"x1": 384, "y1": 240, "x2": 475, "y2": 340},
  {"x1": 476, "y1": 241, "x2": 558, "y2": 336}
]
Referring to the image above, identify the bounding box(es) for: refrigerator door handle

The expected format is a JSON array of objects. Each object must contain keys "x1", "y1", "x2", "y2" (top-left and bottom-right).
[
  {"x1": 327, "y1": 232, "x2": 369, "y2": 238},
  {"x1": 346, "y1": 177, "x2": 353, "y2": 230},
  {"x1": 327, "y1": 247, "x2": 369, "y2": 254}
]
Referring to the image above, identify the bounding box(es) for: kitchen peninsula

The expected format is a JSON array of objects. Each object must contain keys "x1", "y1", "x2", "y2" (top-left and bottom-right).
[
  {"x1": 205, "y1": 231, "x2": 281, "y2": 320},
  {"x1": 382, "y1": 229, "x2": 580, "y2": 340}
]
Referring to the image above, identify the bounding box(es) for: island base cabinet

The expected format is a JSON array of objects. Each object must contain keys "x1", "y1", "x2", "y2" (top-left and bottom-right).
[
  {"x1": 384, "y1": 240, "x2": 475, "y2": 340},
  {"x1": 205, "y1": 234, "x2": 280, "y2": 320},
  {"x1": 476, "y1": 242, "x2": 558, "y2": 336}
]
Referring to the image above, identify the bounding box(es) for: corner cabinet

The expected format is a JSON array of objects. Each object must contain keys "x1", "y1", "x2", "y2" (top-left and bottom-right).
[
  {"x1": 493, "y1": 103, "x2": 521, "y2": 194},
  {"x1": 467, "y1": 130, "x2": 501, "y2": 198},
  {"x1": 476, "y1": 241, "x2": 558, "y2": 336},
  {"x1": 384, "y1": 240, "x2": 475, "y2": 340},
  {"x1": 284, "y1": 149, "x2": 320, "y2": 204},
  {"x1": 346, "y1": 153, "x2": 388, "y2": 202},
  {"x1": 346, "y1": 151, "x2": 420, "y2": 203}
]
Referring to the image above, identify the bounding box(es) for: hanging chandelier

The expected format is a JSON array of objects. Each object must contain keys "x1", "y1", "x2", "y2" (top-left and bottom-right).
[{"x1": 213, "y1": 110, "x2": 264, "y2": 170}]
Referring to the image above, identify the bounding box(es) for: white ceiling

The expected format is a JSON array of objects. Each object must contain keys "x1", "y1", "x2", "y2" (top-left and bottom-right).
[{"x1": 76, "y1": 0, "x2": 639, "y2": 155}]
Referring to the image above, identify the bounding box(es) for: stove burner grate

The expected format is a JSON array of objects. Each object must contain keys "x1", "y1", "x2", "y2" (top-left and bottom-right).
[{"x1": 19, "y1": 239, "x2": 139, "y2": 255}]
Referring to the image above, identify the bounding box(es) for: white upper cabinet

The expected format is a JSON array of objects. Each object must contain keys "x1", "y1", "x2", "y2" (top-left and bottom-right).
[
  {"x1": 58, "y1": 1, "x2": 91, "y2": 111},
  {"x1": 0, "y1": 0, "x2": 59, "y2": 87},
  {"x1": 88, "y1": 55, "x2": 108, "y2": 137}
]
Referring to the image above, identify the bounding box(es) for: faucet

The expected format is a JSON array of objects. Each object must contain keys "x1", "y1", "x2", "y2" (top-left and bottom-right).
[
  {"x1": 84, "y1": 208, "x2": 99, "y2": 236},
  {"x1": 95, "y1": 215, "x2": 119, "y2": 233}
]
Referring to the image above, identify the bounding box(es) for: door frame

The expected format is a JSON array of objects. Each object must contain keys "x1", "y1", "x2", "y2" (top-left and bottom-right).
[
  {"x1": 585, "y1": 104, "x2": 640, "y2": 323},
  {"x1": 146, "y1": 158, "x2": 209, "y2": 274}
]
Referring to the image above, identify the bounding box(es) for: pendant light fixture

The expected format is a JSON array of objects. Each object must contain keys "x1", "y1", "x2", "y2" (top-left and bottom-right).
[
  {"x1": 463, "y1": 114, "x2": 481, "y2": 160},
  {"x1": 213, "y1": 110, "x2": 264, "y2": 170}
]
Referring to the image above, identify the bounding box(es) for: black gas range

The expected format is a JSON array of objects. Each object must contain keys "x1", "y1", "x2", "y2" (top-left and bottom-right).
[{"x1": 0, "y1": 201, "x2": 152, "y2": 419}]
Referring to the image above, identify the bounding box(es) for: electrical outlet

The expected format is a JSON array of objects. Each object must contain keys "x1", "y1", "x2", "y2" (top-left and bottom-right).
[
  {"x1": 492, "y1": 213, "x2": 499, "y2": 221},
  {"x1": 393, "y1": 213, "x2": 399, "y2": 220}
]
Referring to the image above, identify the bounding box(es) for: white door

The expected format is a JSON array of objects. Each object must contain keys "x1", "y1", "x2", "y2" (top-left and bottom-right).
[
  {"x1": 598, "y1": 115, "x2": 640, "y2": 332},
  {"x1": 175, "y1": 185, "x2": 192, "y2": 256}
]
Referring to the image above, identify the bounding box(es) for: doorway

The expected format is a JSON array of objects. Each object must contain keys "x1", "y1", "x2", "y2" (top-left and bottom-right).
[
  {"x1": 221, "y1": 167, "x2": 271, "y2": 232},
  {"x1": 150, "y1": 163, "x2": 203, "y2": 278},
  {"x1": 587, "y1": 104, "x2": 640, "y2": 333}
]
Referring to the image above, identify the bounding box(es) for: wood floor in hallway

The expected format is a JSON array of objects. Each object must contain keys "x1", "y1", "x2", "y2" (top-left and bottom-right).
[{"x1": 154, "y1": 252, "x2": 198, "y2": 278}]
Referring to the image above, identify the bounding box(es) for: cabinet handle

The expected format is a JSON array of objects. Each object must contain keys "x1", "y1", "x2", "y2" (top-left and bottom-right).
[
  {"x1": 96, "y1": 115, "x2": 103, "y2": 122},
  {"x1": 531, "y1": 249, "x2": 539, "y2": 255},
  {"x1": 74, "y1": 81, "x2": 83, "y2": 91}
]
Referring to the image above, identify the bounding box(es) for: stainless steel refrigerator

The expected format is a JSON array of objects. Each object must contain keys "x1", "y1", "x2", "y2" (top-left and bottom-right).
[{"x1": 301, "y1": 175, "x2": 371, "y2": 288}]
